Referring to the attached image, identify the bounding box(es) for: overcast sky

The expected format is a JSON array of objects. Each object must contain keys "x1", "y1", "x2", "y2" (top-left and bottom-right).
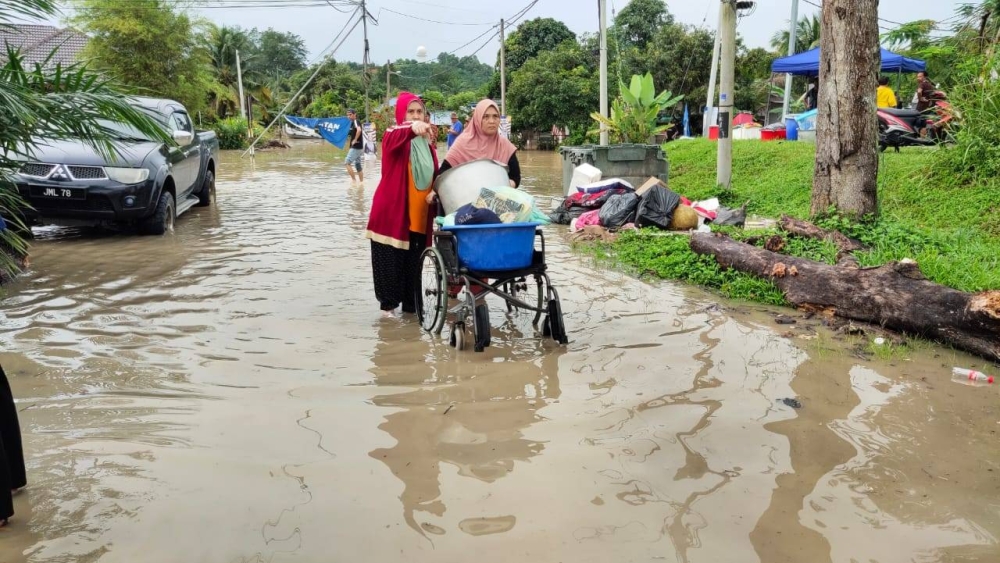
[{"x1": 46, "y1": 0, "x2": 964, "y2": 66}]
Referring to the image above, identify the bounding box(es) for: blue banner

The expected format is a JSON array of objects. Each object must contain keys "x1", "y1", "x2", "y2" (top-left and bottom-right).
[
  {"x1": 682, "y1": 103, "x2": 691, "y2": 138},
  {"x1": 285, "y1": 116, "x2": 352, "y2": 149}
]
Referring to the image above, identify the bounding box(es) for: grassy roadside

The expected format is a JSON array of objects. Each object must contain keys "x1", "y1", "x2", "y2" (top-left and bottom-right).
[{"x1": 580, "y1": 139, "x2": 1000, "y2": 303}]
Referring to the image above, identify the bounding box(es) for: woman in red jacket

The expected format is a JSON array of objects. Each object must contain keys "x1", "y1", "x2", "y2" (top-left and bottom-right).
[{"x1": 364, "y1": 92, "x2": 439, "y2": 316}]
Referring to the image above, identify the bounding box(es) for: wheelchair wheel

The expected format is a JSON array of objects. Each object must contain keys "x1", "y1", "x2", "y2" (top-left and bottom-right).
[
  {"x1": 417, "y1": 247, "x2": 447, "y2": 334},
  {"x1": 543, "y1": 287, "x2": 568, "y2": 345},
  {"x1": 473, "y1": 303, "x2": 491, "y2": 352},
  {"x1": 450, "y1": 322, "x2": 466, "y2": 350}
]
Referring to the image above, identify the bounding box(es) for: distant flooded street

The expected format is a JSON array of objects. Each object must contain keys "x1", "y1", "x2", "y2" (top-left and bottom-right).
[{"x1": 0, "y1": 142, "x2": 997, "y2": 563}]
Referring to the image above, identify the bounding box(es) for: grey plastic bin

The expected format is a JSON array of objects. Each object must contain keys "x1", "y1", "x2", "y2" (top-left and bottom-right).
[{"x1": 559, "y1": 144, "x2": 669, "y2": 195}]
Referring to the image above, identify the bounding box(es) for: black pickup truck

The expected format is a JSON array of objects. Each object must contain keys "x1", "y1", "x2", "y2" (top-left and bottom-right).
[{"x1": 11, "y1": 97, "x2": 219, "y2": 235}]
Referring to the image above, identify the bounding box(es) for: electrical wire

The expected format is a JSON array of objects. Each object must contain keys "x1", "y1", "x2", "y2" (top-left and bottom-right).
[
  {"x1": 675, "y1": 1, "x2": 715, "y2": 97},
  {"x1": 241, "y1": 5, "x2": 362, "y2": 157},
  {"x1": 377, "y1": 6, "x2": 494, "y2": 26}
]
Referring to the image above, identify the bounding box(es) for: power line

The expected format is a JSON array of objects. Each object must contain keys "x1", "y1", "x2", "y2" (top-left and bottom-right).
[
  {"x1": 243, "y1": 5, "x2": 363, "y2": 157},
  {"x1": 378, "y1": 6, "x2": 494, "y2": 26},
  {"x1": 798, "y1": 0, "x2": 953, "y2": 33}
]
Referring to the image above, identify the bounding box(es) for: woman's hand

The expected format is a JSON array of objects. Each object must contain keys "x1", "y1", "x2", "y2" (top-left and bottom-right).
[
  {"x1": 509, "y1": 179, "x2": 517, "y2": 189},
  {"x1": 411, "y1": 121, "x2": 432, "y2": 138},
  {"x1": 425, "y1": 191, "x2": 438, "y2": 205}
]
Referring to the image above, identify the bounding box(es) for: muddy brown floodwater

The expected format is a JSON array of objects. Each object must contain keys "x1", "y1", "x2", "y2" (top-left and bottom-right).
[{"x1": 0, "y1": 142, "x2": 998, "y2": 563}]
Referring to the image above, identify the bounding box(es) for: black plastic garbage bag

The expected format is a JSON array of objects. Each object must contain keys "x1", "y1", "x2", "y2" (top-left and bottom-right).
[
  {"x1": 548, "y1": 206, "x2": 588, "y2": 225},
  {"x1": 635, "y1": 187, "x2": 681, "y2": 230},
  {"x1": 598, "y1": 193, "x2": 640, "y2": 229}
]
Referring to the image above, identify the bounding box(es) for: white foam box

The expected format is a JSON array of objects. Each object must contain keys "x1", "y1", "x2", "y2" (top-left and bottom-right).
[{"x1": 568, "y1": 163, "x2": 602, "y2": 196}]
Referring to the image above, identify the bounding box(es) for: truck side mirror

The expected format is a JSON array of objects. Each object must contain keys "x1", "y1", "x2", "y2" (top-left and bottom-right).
[{"x1": 172, "y1": 130, "x2": 194, "y2": 145}]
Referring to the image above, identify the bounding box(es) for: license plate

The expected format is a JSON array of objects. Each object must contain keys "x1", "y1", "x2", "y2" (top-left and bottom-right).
[{"x1": 30, "y1": 185, "x2": 85, "y2": 200}]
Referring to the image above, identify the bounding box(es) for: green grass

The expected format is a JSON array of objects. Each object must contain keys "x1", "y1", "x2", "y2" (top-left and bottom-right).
[{"x1": 586, "y1": 139, "x2": 1000, "y2": 300}]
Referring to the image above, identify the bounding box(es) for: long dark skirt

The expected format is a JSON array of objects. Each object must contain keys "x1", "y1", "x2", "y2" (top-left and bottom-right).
[
  {"x1": 0, "y1": 364, "x2": 26, "y2": 521},
  {"x1": 371, "y1": 231, "x2": 427, "y2": 313}
]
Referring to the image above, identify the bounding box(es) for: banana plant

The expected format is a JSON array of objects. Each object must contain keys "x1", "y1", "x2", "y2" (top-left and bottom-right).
[{"x1": 590, "y1": 72, "x2": 683, "y2": 144}]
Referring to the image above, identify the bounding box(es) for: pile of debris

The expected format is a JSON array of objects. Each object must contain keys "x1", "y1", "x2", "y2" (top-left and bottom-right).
[{"x1": 550, "y1": 165, "x2": 745, "y2": 240}]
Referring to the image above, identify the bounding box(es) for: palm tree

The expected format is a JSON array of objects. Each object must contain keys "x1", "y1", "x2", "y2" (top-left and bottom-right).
[
  {"x1": 770, "y1": 14, "x2": 822, "y2": 54},
  {"x1": 1, "y1": 0, "x2": 169, "y2": 282},
  {"x1": 204, "y1": 25, "x2": 276, "y2": 120}
]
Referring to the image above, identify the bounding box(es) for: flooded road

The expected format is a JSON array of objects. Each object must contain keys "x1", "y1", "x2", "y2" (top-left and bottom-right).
[{"x1": 1, "y1": 142, "x2": 998, "y2": 562}]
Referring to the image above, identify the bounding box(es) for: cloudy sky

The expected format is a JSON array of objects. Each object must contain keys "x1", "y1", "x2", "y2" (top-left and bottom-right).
[{"x1": 47, "y1": 0, "x2": 964, "y2": 66}]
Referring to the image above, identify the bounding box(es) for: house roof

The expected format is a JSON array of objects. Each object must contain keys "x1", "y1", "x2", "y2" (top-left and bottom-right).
[{"x1": 0, "y1": 24, "x2": 88, "y2": 69}]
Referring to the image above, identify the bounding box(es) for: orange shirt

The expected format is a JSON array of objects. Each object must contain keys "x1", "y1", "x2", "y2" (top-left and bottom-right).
[{"x1": 407, "y1": 164, "x2": 430, "y2": 233}]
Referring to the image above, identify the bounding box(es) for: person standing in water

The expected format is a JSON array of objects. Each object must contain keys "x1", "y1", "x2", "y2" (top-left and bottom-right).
[
  {"x1": 439, "y1": 99, "x2": 520, "y2": 188},
  {"x1": 364, "y1": 92, "x2": 438, "y2": 316},
  {"x1": 446, "y1": 112, "x2": 463, "y2": 149},
  {"x1": 1, "y1": 364, "x2": 26, "y2": 527},
  {"x1": 345, "y1": 109, "x2": 364, "y2": 183}
]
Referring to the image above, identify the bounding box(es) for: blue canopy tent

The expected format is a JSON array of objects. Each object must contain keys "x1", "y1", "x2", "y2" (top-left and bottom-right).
[
  {"x1": 771, "y1": 47, "x2": 926, "y2": 76},
  {"x1": 766, "y1": 47, "x2": 926, "y2": 123}
]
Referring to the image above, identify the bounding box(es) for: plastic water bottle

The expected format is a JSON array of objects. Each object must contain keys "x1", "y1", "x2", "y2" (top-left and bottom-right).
[{"x1": 952, "y1": 367, "x2": 994, "y2": 386}]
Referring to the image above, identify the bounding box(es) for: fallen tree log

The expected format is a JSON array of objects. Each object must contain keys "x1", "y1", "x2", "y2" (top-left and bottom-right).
[
  {"x1": 778, "y1": 215, "x2": 863, "y2": 267},
  {"x1": 690, "y1": 232, "x2": 1000, "y2": 363}
]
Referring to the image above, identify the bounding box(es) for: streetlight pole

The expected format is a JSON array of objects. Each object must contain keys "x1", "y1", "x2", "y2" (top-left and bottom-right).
[
  {"x1": 704, "y1": 6, "x2": 722, "y2": 137},
  {"x1": 781, "y1": 0, "x2": 799, "y2": 120},
  {"x1": 717, "y1": 0, "x2": 737, "y2": 189},
  {"x1": 236, "y1": 49, "x2": 246, "y2": 120},
  {"x1": 361, "y1": 0, "x2": 371, "y2": 119},
  {"x1": 599, "y1": 0, "x2": 609, "y2": 145}
]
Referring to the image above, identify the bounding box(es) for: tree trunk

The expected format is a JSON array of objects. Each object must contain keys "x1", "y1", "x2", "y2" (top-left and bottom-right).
[
  {"x1": 811, "y1": 0, "x2": 880, "y2": 218},
  {"x1": 690, "y1": 233, "x2": 1000, "y2": 363}
]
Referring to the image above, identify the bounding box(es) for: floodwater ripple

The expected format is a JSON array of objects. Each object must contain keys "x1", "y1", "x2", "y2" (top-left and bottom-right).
[{"x1": 0, "y1": 144, "x2": 996, "y2": 563}]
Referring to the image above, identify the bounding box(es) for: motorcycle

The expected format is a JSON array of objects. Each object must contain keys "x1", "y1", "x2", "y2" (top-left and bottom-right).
[{"x1": 877, "y1": 91, "x2": 956, "y2": 152}]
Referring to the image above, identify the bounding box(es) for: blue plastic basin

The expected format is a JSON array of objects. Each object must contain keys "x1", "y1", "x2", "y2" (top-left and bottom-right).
[{"x1": 441, "y1": 222, "x2": 540, "y2": 271}]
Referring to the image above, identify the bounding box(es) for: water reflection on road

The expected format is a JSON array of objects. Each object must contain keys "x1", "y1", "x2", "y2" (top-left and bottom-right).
[{"x1": 0, "y1": 141, "x2": 997, "y2": 562}]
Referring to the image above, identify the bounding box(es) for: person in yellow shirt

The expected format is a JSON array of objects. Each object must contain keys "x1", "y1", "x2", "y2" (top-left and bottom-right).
[{"x1": 877, "y1": 77, "x2": 898, "y2": 109}]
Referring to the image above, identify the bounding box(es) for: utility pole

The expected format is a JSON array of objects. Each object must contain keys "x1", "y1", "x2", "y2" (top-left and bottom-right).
[
  {"x1": 717, "y1": 0, "x2": 737, "y2": 189},
  {"x1": 386, "y1": 59, "x2": 391, "y2": 104},
  {"x1": 599, "y1": 0, "x2": 609, "y2": 145},
  {"x1": 780, "y1": 0, "x2": 799, "y2": 120},
  {"x1": 499, "y1": 19, "x2": 506, "y2": 116},
  {"x1": 236, "y1": 49, "x2": 246, "y2": 120},
  {"x1": 361, "y1": 0, "x2": 371, "y2": 119},
  {"x1": 703, "y1": 5, "x2": 722, "y2": 137}
]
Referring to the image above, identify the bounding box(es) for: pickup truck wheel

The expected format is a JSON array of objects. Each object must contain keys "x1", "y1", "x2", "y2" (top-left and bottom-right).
[
  {"x1": 196, "y1": 169, "x2": 215, "y2": 207},
  {"x1": 139, "y1": 191, "x2": 175, "y2": 235}
]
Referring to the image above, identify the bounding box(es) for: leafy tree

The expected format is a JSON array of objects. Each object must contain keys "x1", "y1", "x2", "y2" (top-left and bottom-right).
[
  {"x1": 446, "y1": 91, "x2": 480, "y2": 115},
  {"x1": 614, "y1": 0, "x2": 673, "y2": 48},
  {"x1": 633, "y1": 23, "x2": 714, "y2": 117},
  {"x1": 488, "y1": 17, "x2": 576, "y2": 98},
  {"x1": 770, "y1": 15, "x2": 821, "y2": 54},
  {"x1": 735, "y1": 47, "x2": 777, "y2": 115},
  {"x1": 421, "y1": 90, "x2": 445, "y2": 110},
  {"x1": 507, "y1": 41, "x2": 597, "y2": 134},
  {"x1": 286, "y1": 59, "x2": 364, "y2": 117},
  {"x1": 501, "y1": 18, "x2": 577, "y2": 72},
  {"x1": 254, "y1": 29, "x2": 307, "y2": 81},
  {"x1": 2, "y1": 0, "x2": 170, "y2": 280},
  {"x1": 206, "y1": 25, "x2": 257, "y2": 88},
  {"x1": 72, "y1": 0, "x2": 211, "y2": 113}
]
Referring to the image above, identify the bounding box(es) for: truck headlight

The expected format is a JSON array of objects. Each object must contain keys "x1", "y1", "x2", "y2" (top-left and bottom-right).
[{"x1": 105, "y1": 167, "x2": 149, "y2": 184}]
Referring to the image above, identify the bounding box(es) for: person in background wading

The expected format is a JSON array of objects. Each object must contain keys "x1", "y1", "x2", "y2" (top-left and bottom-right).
[
  {"x1": 438, "y1": 99, "x2": 519, "y2": 188},
  {"x1": 422, "y1": 112, "x2": 439, "y2": 145},
  {"x1": 364, "y1": 92, "x2": 439, "y2": 317},
  {"x1": 1, "y1": 364, "x2": 26, "y2": 527},
  {"x1": 345, "y1": 109, "x2": 364, "y2": 183}
]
